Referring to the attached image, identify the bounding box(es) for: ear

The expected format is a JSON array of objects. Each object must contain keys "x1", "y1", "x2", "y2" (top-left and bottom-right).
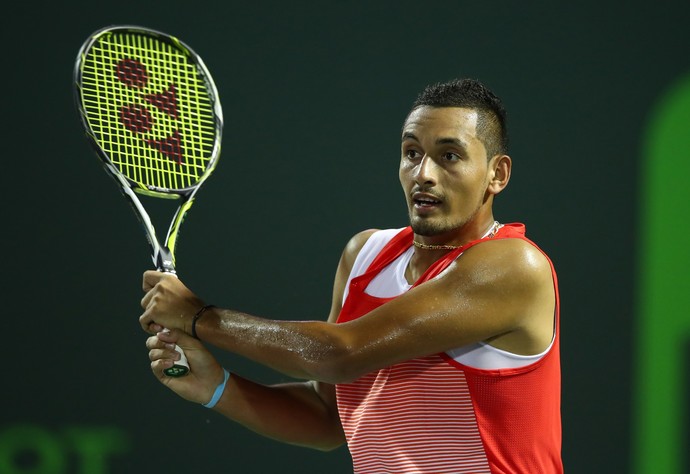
[{"x1": 487, "y1": 154, "x2": 511, "y2": 195}]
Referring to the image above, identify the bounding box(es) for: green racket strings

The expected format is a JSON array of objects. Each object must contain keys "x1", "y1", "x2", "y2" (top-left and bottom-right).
[{"x1": 80, "y1": 31, "x2": 216, "y2": 193}]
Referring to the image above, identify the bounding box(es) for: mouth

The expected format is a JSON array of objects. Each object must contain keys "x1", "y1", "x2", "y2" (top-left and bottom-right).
[{"x1": 412, "y1": 192, "x2": 442, "y2": 211}]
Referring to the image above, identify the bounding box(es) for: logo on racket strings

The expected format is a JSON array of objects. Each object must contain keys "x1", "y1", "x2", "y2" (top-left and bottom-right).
[{"x1": 116, "y1": 58, "x2": 185, "y2": 165}]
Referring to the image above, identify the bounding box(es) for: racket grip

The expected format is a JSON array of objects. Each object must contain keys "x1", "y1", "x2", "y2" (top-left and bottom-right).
[
  {"x1": 161, "y1": 328, "x2": 190, "y2": 377},
  {"x1": 155, "y1": 270, "x2": 190, "y2": 376}
]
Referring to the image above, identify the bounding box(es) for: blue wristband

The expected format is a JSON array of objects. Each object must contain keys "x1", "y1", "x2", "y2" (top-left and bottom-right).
[{"x1": 203, "y1": 368, "x2": 230, "y2": 409}]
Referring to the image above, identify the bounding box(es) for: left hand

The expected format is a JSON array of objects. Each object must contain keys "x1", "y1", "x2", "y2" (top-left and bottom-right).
[
  {"x1": 147, "y1": 328, "x2": 225, "y2": 404},
  {"x1": 139, "y1": 270, "x2": 204, "y2": 334}
]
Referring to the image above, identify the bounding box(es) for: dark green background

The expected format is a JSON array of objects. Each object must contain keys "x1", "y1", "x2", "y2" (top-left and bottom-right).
[{"x1": 2, "y1": 1, "x2": 688, "y2": 472}]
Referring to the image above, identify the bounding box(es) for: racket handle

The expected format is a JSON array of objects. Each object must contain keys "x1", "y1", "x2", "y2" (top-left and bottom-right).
[
  {"x1": 155, "y1": 265, "x2": 190, "y2": 377},
  {"x1": 161, "y1": 328, "x2": 190, "y2": 377}
]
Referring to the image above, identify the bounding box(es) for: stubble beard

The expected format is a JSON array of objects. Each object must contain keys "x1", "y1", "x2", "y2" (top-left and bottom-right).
[
  {"x1": 408, "y1": 201, "x2": 482, "y2": 237},
  {"x1": 410, "y1": 215, "x2": 468, "y2": 236}
]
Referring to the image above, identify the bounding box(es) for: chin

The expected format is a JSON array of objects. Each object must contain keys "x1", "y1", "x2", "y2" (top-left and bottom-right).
[
  {"x1": 410, "y1": 211, "x2": 471, "y2": 237},
  {"x1": 410, "y1": 218, "x2": 452, "y2": 237}
]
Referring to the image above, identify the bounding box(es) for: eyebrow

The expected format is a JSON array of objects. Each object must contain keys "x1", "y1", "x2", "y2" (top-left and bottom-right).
[
  {"x1": 401, "y1": 132, "x2": 468, "y2": 149},
  {"x1": 401, "y1": 132, "x2": 419, "y2": 142},
  {"x1": 436, "y1": 137, "x2": 467, "y2": 149}
]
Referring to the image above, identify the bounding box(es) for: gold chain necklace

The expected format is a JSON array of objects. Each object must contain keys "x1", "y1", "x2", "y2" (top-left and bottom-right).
[{"x1": 413, "y1": 221, "x2": 502, "y2": 250}]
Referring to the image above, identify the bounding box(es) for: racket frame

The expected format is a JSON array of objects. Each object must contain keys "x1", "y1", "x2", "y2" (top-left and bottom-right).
[
  {"x1": 74, "y1": 24, "x2": 223, "y2": 272},
  {"x1": 74, "y1": 25, "x2": 223, "y2": 375}
]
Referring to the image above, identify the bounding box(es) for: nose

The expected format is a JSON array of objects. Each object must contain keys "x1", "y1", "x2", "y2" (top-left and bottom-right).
[{"x1": 414, "y1": 154, "x2": 438, "y2": 186}]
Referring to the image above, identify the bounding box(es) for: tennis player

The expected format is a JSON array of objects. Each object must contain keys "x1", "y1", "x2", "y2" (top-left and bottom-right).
[{"x1": 141, "y1": 78, "x2": 563, "y2": 473}]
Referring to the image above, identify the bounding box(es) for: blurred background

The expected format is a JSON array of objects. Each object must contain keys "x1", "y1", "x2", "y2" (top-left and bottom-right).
[{"x1": 2, "y1": 1, "x2": 689, "y2": 472}]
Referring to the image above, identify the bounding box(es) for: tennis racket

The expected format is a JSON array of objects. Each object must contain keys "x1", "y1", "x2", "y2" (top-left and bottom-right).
[{"x1": 74, "y1": 25, "x2": 223, "y2": 377}]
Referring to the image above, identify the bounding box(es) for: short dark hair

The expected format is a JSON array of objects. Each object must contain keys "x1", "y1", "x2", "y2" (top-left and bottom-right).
[{"x1": 410, "y1": 78, "x2": 508, "y2": 158}]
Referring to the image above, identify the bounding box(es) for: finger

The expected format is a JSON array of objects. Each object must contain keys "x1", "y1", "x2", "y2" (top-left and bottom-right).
[
  {"x1": 148, "y1": 347, "x2": 181, "y2": 363},
  {"x1": 140, "y1": 279, "x2": 162, "y2": 309},
  {"x1": 145, "y1": 335, "x2": 162, "y2": 350},
  {"x1": 151, "y1": 358, "x2": 176, "y2": 376},
  {"x1": 157, "y1": 329, "x2": 203, "y2": 354},
  {"x1": 145, "y1": 334, "x2": 174, "y2": 350},
  {"x1": 149, "y1": 323, "x2": 163, "y2": 333},
  {"x1": 142, "y1": 270, "x2": 164, "y2": 292},
  {"x1": 157, "y1": 328, "x2": 191, "y2": 346},
  {"x1": 140, "y1": 290, "x2": 152, "y2": 310},
  {"x1": 139, "y1": 308, "x2": 164, "y2": 334},
  {"x1": 141, "y1": 272, "x2": 179, "y2": 309},
  {"x1": 139, "y1": 308, "x2": 156, "y2": 333}
]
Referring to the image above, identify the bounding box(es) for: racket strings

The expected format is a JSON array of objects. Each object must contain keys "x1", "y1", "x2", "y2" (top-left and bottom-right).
[{"x1": 80, "y1": 31, "x2": 217, "y2": 192}]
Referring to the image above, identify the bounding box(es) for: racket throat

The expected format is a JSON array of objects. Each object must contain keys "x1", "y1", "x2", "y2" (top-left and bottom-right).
[{"x1": 155, "y1": 247, "x2": 176, "y2": 273}]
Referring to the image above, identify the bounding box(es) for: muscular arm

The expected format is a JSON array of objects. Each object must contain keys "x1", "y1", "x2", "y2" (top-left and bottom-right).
[
  {"x1": 145, "y1": 230, "x2": 376, "y2": 450},
  {"x1": 213, "y1": 230, "x2": 375, "y2": 448},
  {"x1": 184, "y1": 238, "x2": 555, "y2": 383},
  {"x1": 144, "y1": 235, "x2": 555, "y2": 385}
]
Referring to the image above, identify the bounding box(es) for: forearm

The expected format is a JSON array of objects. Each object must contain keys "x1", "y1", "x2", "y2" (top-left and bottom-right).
[
  {"x1": 196, "y1": 307, "x2": 351, "y2": 383},
  {"x1": 213, "y1": 375, "x2": 345, "y2": 451},
  {"x1": 147, "y1": 330, "x2": 344, "y2": 450}
]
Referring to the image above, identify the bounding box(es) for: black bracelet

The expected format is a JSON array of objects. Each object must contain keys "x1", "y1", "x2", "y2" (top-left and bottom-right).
[{"x1": 192, "y1": 305, "x2": 214, "y2": 339}]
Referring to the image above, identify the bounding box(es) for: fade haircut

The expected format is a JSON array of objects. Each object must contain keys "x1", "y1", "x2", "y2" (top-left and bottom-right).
[{"x1": 410, "y1": 78, "x2": 508, "y2": 158}]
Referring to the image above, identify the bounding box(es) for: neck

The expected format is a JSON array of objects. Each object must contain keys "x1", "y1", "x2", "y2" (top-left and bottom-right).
[
  {"x1": 405, "y1": 219, "x2": 502, "y2": 284},
  {"x1": 412, "y1": 219, "x2": 501, "y2": 251}
]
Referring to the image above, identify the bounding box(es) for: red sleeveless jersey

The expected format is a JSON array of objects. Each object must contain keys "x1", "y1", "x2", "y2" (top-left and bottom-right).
[{"x1": 335, "y1": 224, "x2": 562, "y2": 473}]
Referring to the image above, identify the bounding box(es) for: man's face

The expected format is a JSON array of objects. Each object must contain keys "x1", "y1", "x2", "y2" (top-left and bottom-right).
[{"x1": 399, "y1": 106, "x2": 492, "y2": 238}]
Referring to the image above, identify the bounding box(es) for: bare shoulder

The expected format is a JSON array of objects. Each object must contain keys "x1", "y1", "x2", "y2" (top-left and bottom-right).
[
  {"x1": 327, "y1": 229, "x2": 380, "y2": 323},
  {"x1": 444, "y1": 237, "x2": 555, "y2": 351},
  {"x1": 453, "y1": 237, "x2": 553, "y2": 288},
  {"x1": 346, "y1": 228, "x2": 380, "y2": 250},
  {"x1": 340, "y1": 229, "x2": 379, "y2": 268},
  {"x1": 333, "y1": 228, "x2": 380, "y2": 293}
]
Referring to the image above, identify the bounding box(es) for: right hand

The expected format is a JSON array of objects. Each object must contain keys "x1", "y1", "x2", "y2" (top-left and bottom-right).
[
  {"x1": 147, "y1": 329, "x2": 225, "y2": 405},
  {"x1": 140, "y1": 270, "x2": 204, "y2": 335}
]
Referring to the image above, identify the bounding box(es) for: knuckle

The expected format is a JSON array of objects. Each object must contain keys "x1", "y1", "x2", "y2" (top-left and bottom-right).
[{"x1": 148, "y1": 348, "x2": 163, "y2": 361}]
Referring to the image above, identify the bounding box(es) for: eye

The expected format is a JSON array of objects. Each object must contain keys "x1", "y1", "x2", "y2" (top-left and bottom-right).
[
  {"x1": 443, "y1": 152, "x2": 461, "y2": 162},
  {"x1": 404, "y1": 148, "x2": 422, "y2": 160}
]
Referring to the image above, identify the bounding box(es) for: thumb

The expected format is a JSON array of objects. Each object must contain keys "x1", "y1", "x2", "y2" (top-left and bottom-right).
[{"x1": 157, "y1": 327, "x2": 201, "y2": 351}]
